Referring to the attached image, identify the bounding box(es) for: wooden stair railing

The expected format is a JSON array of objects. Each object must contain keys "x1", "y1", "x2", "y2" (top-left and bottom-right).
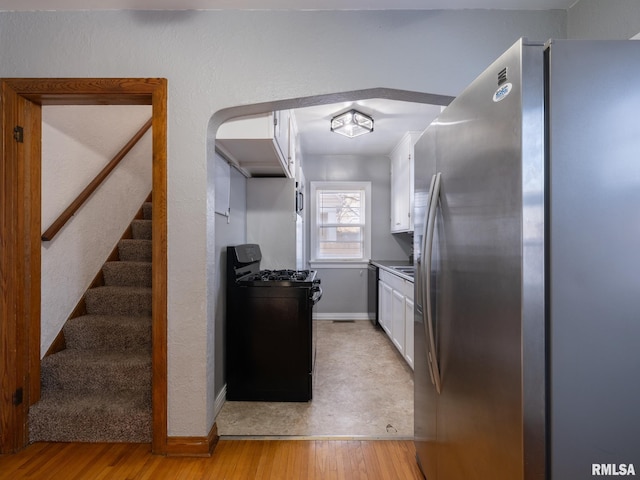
[{"x1": 41, "y1": 118, "x2": 153, "y2": 242}]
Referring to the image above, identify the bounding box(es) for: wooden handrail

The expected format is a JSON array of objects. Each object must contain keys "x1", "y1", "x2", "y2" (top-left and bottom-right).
[{"x1": 41, "y1": 118, "x2": 153, "y2": 242}]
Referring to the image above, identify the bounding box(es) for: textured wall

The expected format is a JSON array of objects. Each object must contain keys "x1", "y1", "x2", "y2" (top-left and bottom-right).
[
  {"x1": 568, "y1": 0, "x2": 640, "y2": 39},
  {"x1": 0, "y1": 9, "x2": 566, "y2": 436},
  {"x1": 211, "y1": 162, "x2": 246, "y2": 400},
  {"x1": 41, "y1": 106, "x2": 152, "y2": 356}
]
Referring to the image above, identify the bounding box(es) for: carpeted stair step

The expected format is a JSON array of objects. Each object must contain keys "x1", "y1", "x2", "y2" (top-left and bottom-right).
[
  {"x1": 64, "y1": 315, "x2": 151, "y2": 352},
  {"x1": 103, "y1": 261, "x2": 152, "y2": 287},
  {"x1": 131, "y1": 219, "x2": 152, "y2": 240},
  {"x1": 118, "y1": 239, "x2": 152, "y2": 262},
  {"x1": 85, "y1": 286, "x2": 152, "y2": 317},
  {"x1": 30, "y1": 196, "x2": 154, "y2": 444},
  {"x1": 143, "y1": 201, "x2": 152, "y2": 220},
  {"x1": 41, "y1": 350, "x2": 151, "y2": 395},
  {"x1": 29, "y1": 390, "x2": 151, "y2": 443}
]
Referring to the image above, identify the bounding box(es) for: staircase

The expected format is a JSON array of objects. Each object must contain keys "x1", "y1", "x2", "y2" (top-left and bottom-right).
[{"x1": 29, "y1": 201, "x2": 153, "y2": 443}]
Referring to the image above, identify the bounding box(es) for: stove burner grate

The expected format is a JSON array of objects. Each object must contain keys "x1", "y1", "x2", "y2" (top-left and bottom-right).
[{"x1": 246, "y1": 269, "x2": 312, "y2": 282}]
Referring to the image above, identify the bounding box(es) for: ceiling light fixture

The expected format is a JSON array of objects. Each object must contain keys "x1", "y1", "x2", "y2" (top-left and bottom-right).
[{"x1": 330, "y1": 109, "x2": 374, "y2": 138}]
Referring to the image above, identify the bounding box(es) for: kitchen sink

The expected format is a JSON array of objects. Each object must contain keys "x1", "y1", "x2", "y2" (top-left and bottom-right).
[{"x1": 391, "y1": 266, "x2": 415, "y2": 277}]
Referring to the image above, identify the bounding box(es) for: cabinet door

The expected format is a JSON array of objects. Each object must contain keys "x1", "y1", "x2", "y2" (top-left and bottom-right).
[
  {"x1": 390, "y1": 134, "x2": 413, "y2": 233},
  {"x1": 392, "y1": 289, "x2": 406, "y2": 354},
  {"x1": 378, "y1": 281, "x2": 393, "y2": 336},
  {"x1": 404, "y1": 297, "x2": 414, "y2": 370},
  {"x1": 274, "y1": 110, "x2": 290, "y2": 169},
  {"x1": 287, "y1": 113, "x2": 298, "y2": 178}
]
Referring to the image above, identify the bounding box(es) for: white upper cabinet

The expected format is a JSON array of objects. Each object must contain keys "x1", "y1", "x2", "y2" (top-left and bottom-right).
[
  {"x1": 287, "y1": 111, "x2": 299, "y2": 180},
  {"x1": 390, "y1": 132, "x2": 420, "y2": 233},
  {"x1": 216, "y1": 110, "x2": 296, "y2": 178}
]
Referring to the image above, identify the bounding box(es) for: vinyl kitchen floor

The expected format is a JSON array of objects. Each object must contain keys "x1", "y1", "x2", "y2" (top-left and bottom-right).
[{"x1": 215, "y1": 320, "x2": 414, "y2": 439}]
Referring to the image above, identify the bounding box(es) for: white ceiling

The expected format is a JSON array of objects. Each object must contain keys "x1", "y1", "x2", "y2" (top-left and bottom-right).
[
  {"x1": 0, "y1": 0, "x2": 579, "y2": 11},
  {"x1": 294, "y1": 99, "x2": 442, "y2": 157}
]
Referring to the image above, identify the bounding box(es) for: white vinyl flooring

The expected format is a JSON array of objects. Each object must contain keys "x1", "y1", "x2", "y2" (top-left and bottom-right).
[{"x1": 215, "y1": 320, "x2": 414, "y2": 439}]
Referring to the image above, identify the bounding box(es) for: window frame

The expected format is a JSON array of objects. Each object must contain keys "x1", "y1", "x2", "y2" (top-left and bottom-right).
[{"x1": 309, "y1": 181, "x2": 372, "y2": 268}]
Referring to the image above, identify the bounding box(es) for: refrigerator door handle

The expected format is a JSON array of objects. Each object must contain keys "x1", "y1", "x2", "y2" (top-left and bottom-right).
[
  {"x1": 417, "y1": 174, "x2": 437, "y2": 386},
  {"x1": 424, "y1": 172, "x2": 442, "y2": 394}
]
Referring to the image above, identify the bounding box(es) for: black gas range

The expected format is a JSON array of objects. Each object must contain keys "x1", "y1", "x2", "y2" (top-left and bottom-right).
[
  {"x1": 226, "y1": 244, "x2": 322, "y2": 402},
  {"x1": 238, "y1": 268, "x2": 320, "y2": 288}
]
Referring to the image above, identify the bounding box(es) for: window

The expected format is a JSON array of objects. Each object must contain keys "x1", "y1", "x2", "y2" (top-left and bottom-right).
[{"x1": 310, "y1": 181, "x2": 371, "y2": 266}]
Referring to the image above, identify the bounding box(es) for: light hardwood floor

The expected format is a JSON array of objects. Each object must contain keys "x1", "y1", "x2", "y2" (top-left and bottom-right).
[{"x1": 0, "y1": 440, "x2": 424, "y2": 479}]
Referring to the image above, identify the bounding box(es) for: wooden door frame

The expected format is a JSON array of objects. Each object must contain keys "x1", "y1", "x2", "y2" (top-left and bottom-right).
[{"x1": 0, "y1": 78, "x2": 168, "y2": 454}]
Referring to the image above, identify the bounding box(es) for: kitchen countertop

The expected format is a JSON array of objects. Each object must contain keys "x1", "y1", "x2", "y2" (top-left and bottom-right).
[{"x1": 370, "y1": 260, "x2": 414, "y2": 282}]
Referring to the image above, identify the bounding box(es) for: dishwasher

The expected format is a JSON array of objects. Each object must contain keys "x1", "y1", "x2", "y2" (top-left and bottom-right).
[{"x1": 367, "y1": 262, "x2": 379, "y2": 327}]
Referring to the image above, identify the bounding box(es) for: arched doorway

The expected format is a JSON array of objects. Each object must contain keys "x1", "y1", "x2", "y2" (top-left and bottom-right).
[{"x1": 209, "y1": 88, "x2": 453, "y2": 437}]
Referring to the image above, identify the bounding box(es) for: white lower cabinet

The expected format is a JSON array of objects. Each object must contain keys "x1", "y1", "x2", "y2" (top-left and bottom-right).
[
  {"x1": 392, "y1": 289, "x2": 405, "y2": 353},
  {"x1": 378, "y1": 268, "x2": 414, "y2": 369},
  {"x1": 379, "y1": 281, "x2": 393, "y2": 337},
  {"x1": 404, "y1": 297, "x2": 414, "y2": 369}
]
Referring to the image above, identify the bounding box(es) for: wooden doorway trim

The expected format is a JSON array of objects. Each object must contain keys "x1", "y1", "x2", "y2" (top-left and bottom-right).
[
  {"x1": 0, "y1": 78, "x2": 168, "y2": 454},
  {"x1": 0, "y1": 80, "x2": 41, "y2": 453}
]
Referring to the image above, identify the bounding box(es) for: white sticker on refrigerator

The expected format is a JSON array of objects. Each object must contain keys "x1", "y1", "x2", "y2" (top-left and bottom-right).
[{"x1": 493, "y1": 83, "x2": 512, "y2": 102}]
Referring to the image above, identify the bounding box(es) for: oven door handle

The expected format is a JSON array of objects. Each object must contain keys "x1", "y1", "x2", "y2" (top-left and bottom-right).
[{"x1": 311, "y1": 286, "x2": 323, "y2": 304}]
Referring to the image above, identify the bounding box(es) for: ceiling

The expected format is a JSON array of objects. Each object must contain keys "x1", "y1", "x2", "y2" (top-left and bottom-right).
[
  {"x1": 293, "y1": 99, "x2": 442, "y2": 157},
  {"x1": 0, "y1": 0, "x2": 577, "y2": 158},
  {"x1": 0, "y1": 0, "x2": 579, "y2": 11}
]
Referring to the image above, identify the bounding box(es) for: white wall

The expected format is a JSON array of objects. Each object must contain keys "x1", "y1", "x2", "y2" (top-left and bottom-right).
[
  {"x1": 568, "y1": 0, "x2": 640, "y2": 39},
  {"x1": 211, "y1": 160, "x2": 246, "y2": 399},
  {"x1": 41, "y1": 106, "x2": 152, "y2": 355},
  {"x1": 0, "y1": 9, "x2": 567, "y2": 437}
]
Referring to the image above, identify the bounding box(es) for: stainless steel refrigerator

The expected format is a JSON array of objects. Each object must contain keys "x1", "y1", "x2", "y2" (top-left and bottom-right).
[{"x1": 414, "y1": 38, "x2": 640, "y2": 480}]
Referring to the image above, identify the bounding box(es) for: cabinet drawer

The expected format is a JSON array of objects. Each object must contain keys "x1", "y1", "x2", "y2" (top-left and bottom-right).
[
  {"x1": 379, "y1": 269, "x2": 413, "y2": 299},
  {"x1": 379, "y1": 269, "x2": 403, "y2": 292}
]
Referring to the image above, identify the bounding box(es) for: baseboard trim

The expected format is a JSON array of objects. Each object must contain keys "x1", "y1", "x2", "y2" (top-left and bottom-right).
[
  {"x1": 313, "y1": 313, "x2": 372, "y2": 321},
  {"x1": 165, "y1": 423, "x2": 219, "y2": 457}
]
